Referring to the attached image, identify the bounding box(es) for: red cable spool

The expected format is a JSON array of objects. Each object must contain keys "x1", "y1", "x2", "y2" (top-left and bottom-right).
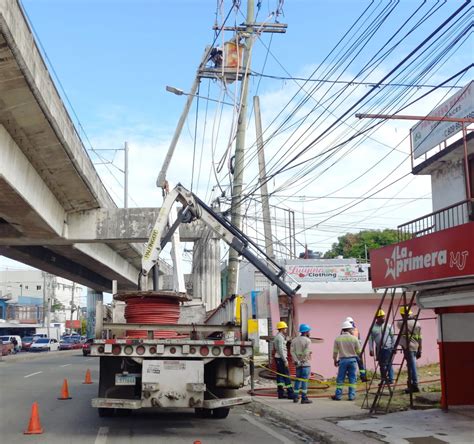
[
  {"x1": 271, "y1": 348, "x2": 297, "y2": 377},
  {"x1": 124, "y1": 296, "x2": 181, "y2": 339}
]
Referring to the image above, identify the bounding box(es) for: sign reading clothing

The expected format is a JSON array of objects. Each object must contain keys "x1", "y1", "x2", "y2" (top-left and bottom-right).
[
  {"x1": 411, "y1": 81, "x2": 473, "y2": 159},
  {"x1": 371, "y1": 223, "x2": 474, "y2": 289},
  {"x1": 286, "y1": 264, "x2": 368, "y2": 282}
]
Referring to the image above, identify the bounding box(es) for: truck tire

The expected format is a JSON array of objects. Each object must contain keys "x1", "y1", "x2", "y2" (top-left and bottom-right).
[
  {"x1": 212, "y1": 407, "x2": 230, "y2": 419},
  {"x1": 194, "y1": 408, "x2": 212, "y2": 418},
  {"x1": 98, "y1": 408, "x2": 115, "y2": 417}
]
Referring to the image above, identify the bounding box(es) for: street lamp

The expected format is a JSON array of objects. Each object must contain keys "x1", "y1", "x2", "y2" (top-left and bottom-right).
[{"x1": 166, "y1": 85, "x2": 234, "y2": 106}]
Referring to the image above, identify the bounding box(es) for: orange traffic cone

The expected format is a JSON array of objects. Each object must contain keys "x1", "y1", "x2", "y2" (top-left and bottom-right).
[
  {"x1": 58, "y1": 378, "x2": 72, "y2": 400},
  {"x1": 83, "y1": 369, "x2": 93, "y2": 384},
  {"x1": 24, "y1": 402, "x2": 44, "y2": 434}
]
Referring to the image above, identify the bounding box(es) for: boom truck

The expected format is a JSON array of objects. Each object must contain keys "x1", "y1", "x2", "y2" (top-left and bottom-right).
[{"x1": 91, "y1": 184, "x2": 300, "y2": 418}]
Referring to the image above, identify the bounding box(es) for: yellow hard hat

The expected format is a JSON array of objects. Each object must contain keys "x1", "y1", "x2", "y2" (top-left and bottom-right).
[
  {"x1": 400, "y1": 306, "x2": 413, "y2": 315},
  {"x1": 276, "y1": 321, "x2": 288, "y2": 330},
  {"x1": 376, "y1": 309, "x2": 385, "y2": 317}
]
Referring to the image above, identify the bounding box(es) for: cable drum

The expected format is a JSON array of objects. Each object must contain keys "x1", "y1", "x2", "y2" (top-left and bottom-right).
[{"x1": 123, "y1": 295, "x2": 182, "y2": 339}]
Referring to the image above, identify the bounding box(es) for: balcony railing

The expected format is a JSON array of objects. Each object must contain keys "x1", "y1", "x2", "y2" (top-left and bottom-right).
[{"x1": 398, "y1": 199, "x2": 473, "y2": 242}]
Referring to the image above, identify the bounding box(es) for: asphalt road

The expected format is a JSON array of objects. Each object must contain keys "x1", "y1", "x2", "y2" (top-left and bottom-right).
[{"x1": 0, "y1": 353, "x2": 310, "y2": 443}]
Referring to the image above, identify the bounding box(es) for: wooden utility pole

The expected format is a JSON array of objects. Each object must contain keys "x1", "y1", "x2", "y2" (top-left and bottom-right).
[
  {"x1": 253, "y1": 95, "x2": 274, "y2": 259},
  {"x1": 227, "y1": 0, "x2": 255, "y2": 296}
]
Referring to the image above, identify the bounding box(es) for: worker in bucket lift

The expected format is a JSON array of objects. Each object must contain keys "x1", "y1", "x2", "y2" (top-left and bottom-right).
[
  {"x1": 332, "y1": 320, "x2": 361, "y2": 401},
  {"x1": 397, "y1": 306, "x2": 422, "y2": 393},
  {"x1": 273, "y1": 321, "x2": 295, "y2": 400},
  {"x1": 344, "y1": 316, "x2": 367, "y2": 382},
  {"x1": 290, "y1": 324, "x2": 313, "y2": 404},
  {"x1": 369, "y1": 309, "x2": 395, "y2": 385}
]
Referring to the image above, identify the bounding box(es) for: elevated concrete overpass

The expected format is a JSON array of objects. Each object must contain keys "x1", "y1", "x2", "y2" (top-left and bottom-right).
[{"x1": 0, "y1": 1, "x2": 177, "y2": 292}]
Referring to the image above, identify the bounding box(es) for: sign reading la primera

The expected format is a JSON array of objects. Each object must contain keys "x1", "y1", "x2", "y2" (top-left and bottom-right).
[
  {"x1": 371, "y1": 223, "x2": 474, "y2": 289},
  {"x1": 286, "y1": 264, "x2": 369, "y2": 282}
]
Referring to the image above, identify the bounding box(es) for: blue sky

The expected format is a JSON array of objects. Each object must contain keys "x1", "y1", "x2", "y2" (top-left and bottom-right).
[{"x1": 3, "y1": 0, "x2": 472, "y2": 274}]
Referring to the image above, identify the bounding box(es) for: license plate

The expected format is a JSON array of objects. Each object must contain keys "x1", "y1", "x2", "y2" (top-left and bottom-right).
[{"x1": 115, "y1": 374, "x2": 136, "y2": 386}]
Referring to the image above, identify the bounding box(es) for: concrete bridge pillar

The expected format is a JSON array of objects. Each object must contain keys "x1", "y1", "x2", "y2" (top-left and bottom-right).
[
  {"x1": 192, "y1": 229, "x2": 221, "y2": 311},
  {"x1": 86, "y1": 289, "x2": 103, "y2": 339}
]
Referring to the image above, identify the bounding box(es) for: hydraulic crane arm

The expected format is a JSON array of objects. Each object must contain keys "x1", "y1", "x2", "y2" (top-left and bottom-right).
[{"x1": 140, "y1": 184, "x2": 301, "y2": 297}]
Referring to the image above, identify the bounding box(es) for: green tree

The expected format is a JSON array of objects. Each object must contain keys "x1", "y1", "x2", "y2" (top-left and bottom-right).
[{"x1": 323, "y1": 229, "x2": 398, "y2": 260}]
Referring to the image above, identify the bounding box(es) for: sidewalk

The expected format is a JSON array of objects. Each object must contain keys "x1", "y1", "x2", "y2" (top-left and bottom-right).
[
  {"x1": 337, "y1": 406, "x2": 474, "y2": 444},
  {"x1": 248, "y1": 392, "x2": 474, "y2": 443},
  {"x1": 248, "y1": 394, "x2": 380, "y2": 444}
]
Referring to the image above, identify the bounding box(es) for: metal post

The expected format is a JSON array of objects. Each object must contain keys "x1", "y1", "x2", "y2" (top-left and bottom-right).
[
  {"x1": 250, "y1": 338, "x2": 255, "y2": 395},
  {"x1": 228, "y1": 0, "x2": 255, "y2": 295},
  {"x1": 46, "y1": 279, "x2": 51, "y2": 339},
  {"x1": 156, "y1": 47, "x2": 210, "y2": 188},
  {"x1": 253, "y1": 96, "x2": 274, "y2": 260},
  {"x1": 124, "y1": 141, "x2": 129, "y2": 208},
  {"x1": 42, "y1": 272, "x2": 46, "y2": 327}
]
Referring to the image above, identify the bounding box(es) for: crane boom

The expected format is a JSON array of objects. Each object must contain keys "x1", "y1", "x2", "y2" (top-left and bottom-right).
[{"x1": 140, "y1": 184, "x2": 300, "y2": 297}]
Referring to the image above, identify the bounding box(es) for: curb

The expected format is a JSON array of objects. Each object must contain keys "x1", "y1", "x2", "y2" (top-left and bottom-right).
[
  {"x1": 0, "y1": 349, "x2": 82, "y2": 363},
  {"x1": 246, "y1": 398, "x2": 382, "y2": 444}
]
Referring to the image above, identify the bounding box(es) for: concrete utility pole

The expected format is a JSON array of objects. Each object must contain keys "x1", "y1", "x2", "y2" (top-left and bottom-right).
[
  {"x1": 227, "y1": 0, "x2": 255, "y2": 296},
  {"x1": 70, "y1": 282, "x2": 75, "y2": 333},
  {"x1": 253, "y1": 95, "x2": 274, "y2": 259},
  {"x1": 124, "y1": 141, "x2": 129, "y2": 209}
]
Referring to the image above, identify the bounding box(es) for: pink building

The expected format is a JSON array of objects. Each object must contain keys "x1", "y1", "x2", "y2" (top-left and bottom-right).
[{"x1": 272, "y1": 260, "x2": 438, "y2": 379}]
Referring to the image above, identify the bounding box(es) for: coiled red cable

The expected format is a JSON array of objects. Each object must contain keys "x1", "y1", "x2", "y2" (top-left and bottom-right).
[
  {"x1": 271, "y1": 348, "x2": 297, "y2": 376},
  {"x1": 125, "y1": 297, "x2": 181, "y2": 339}
]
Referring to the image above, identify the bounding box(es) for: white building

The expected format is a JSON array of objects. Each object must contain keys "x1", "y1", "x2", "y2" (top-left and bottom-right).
[{"x1": 0, "y1": 269, "x2": 84, "y2": 323}]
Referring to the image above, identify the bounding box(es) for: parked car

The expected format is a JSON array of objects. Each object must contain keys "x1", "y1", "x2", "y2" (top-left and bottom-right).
[
  {"x1": 1, "y1": 341, "x2": 13, "y2": 356},
  {"x1": 82, "y1": 338, "x2": 93, "y2": 356},
  {"x1": 29, "y1": 338, "x2": 59, "y2": 352},
  {"x1": 0, "y1": 335, "x2": 22, "y2": 353},
  {"x1": 21, "y1": 336, "x2": 36, "y2": 351},
  {"x1": 59, "y1": 338, "x2": 82, "y2": 351}
]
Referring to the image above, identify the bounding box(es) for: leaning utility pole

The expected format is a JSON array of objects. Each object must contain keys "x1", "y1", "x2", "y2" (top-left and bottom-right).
[
  {"x1": 227, "y1": 0, "x2": 255, "y2": 296},
  {"x1": 253, "y1": 95, "x2": 274, "y2": 259}
]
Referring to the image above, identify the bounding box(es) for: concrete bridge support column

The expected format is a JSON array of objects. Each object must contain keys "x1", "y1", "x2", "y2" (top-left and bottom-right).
[
  {"x1": 86, "y1": 288, "x2": 103, "y2": 339},
  {"x1": 192, "y1": 230, "x2": 221, "y2": 311}
]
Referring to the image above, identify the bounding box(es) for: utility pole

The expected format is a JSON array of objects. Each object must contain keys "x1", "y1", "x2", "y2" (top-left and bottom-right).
[
  {"x1": 253, "y1": 95, "x2": 274, "y2": 259},
  {"x1": 124, "y1": 141, "x2": 129, "y2": 208},
  {"x1": 156, "y1": 48, "x2": 210, "y2": 189},
  {"x1": 227, "y1": 0, "x2": 255, "y2": 296},
  {"x1": 70, "y1": 282, "x2": 75, "y2": 334}
]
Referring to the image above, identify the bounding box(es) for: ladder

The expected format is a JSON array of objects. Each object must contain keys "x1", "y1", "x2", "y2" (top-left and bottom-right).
[{"x1": 360, "y1": 288, "x2": 422, "y2": 414}]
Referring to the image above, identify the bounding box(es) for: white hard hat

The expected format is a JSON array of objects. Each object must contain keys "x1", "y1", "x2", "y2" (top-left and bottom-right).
[
  {"x1": 341, "y1": 320, "x2": 354, "y2": 330},
  {"x1": 345, "y1": 317, "x2": 354, "y2": 323}
]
